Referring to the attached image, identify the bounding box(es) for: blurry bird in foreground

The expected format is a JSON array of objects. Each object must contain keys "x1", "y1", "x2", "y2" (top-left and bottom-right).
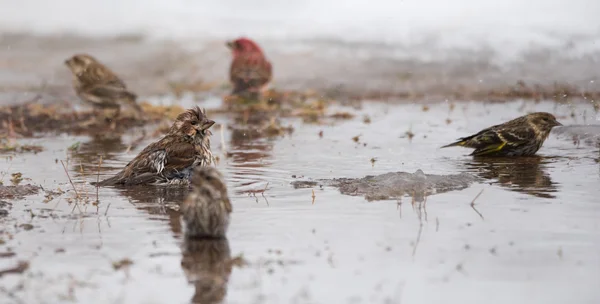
[
  {"x1": 441, "y1": 112, "x2": 563, "y2": 156},
  {"x1": 226, "y1": 37, "x2": 272, "y2": 100},
  {"x1": 94, "y1": 107, "x2": 215, "y2": 186},
  {"x1": 65, "y1": 54, "x2": 143, "y2": 125},
  {"x1": 181, "y1": 166, "x2": 232, "y2": 239}
]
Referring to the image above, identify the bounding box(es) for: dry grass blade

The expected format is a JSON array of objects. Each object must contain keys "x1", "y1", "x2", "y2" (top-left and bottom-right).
[
  {"x1": 96, "y1": 155, "x2": 103, "y2": 204},
  {"x1": 261, "y1": 182, "x2": 269, "y2": 206},
  {"x1": 412, "y1": 221, "x2": 423, "y2": 258},
  {"x1": 60, "y1": 160, "x2": 79, "y2": 198},
  {"x1": 104, "y1": 203, "x2": 111, "y2": 216},
  {"x1": 470, "y1": 189, "x2": 485, "y2": 220},
  {"x1": 311, "y1": 189, "x2": 316, "y2": 205}
]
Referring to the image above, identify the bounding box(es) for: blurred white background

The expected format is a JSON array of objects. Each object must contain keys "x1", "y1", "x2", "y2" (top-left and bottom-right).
[{"x1": 0, "y1": 0, "x2": 598, "y2": 55}]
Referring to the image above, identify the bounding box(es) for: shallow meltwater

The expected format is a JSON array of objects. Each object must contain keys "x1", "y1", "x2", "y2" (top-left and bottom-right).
[{"x1": 1, "y1": 100, "x2": 599, "y2": 304}]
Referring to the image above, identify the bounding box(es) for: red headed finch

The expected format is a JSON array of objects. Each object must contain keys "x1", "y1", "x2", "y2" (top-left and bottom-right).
[
  {"x1": 94, "y1": 107, "x2": 215, "y2": 186},
  {"x1": 65, "y1": 54, "x2": 143, "y2": 118},
  {"x1": 441, "y1": 112, "x2": 562, "y2": 157},
  {"x1": 226, "y1": 37, "x2": 272, "y2": 100},
  {"x1": 181, "y1": 166, "x2": 232, "y2": 238}
]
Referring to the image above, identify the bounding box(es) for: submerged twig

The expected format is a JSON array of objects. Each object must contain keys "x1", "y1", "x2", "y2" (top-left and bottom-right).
[
  {"x1": 261, "y1": 182, "x2": 269, "y2": 206},
  {"x1": 96, "y1": 155, "x2": 103, "y2": 204},
  {"x1": 470, "y1": 189, "x2": 485, "y2": 220},
  {"x1": 412, "y1": 219, "x2": 423, "y2": 258},
  {"x1": 104, "y1": 203, "x2": 111, "y2": 216}
]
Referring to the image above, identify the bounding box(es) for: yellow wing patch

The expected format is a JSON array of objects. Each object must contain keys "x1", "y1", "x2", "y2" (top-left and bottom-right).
[{"x1": 473, "y1": 142, "x2": 507, "y2": 156}]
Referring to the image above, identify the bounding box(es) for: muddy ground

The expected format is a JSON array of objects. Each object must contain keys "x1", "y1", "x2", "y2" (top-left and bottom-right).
[{"x1": 0, "y1": 34, "x2": 600, "y2": 304}]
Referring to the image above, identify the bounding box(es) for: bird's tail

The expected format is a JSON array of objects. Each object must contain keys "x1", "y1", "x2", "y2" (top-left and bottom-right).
[
  {"x1": 123, "y1": 91, "x2": 144, "y2": 114},
  {"x1": 440, "y1": 139, "x2": 467, "y2": 149},
  {"x1": 91, "y1": 174, "x2": 122, "y2": 187}
]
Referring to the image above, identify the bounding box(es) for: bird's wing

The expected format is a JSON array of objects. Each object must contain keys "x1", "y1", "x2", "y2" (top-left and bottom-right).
[
  {"x1": 222, "y1": 197, "x2": 233, "y2": 213},
  {"x1": 230, "y1": 55, "x2": 271, "y2": 88},
  {"x1": 470, "y1": 126, "x2": 535, "y2": 155},
  {"x1": 495, "y1": 126, "x2": 535, "y2": 147},
  {"x1": 124, "y1": 149, "x2": 168, "y2": 176},
  {"x1": 84, "y1": 83, "x2": 136, "y2": 101},
  {"x1": 160, "y1": 141, "x2": 197, "y2": 175},
  {"x1": 105, "y1": 78, "x2": 128, "y2": 89}
]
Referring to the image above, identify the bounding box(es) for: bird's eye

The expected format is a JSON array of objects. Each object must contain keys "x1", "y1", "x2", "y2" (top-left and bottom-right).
[{"x1": 190, "y1": 121, "x2": 198, "y2": 125}]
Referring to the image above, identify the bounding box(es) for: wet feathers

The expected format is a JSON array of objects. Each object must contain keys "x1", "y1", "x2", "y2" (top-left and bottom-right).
[{"x1": 95, "y1": 107, "x2": 215, "y2": 186}]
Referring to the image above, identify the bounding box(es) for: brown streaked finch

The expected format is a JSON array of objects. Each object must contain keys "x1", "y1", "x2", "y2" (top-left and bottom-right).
[
  {"x1": 94, "y1": 107, "x2": 215, "y2": 186},
  {"x1": 65, "y1": 54, "x2": 143, "y2": 120}
]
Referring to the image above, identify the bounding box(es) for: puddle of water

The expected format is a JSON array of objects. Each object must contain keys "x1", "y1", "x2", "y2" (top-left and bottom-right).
[{"x1": 1, "y1": 100, "x2": 599, "y2": 304}]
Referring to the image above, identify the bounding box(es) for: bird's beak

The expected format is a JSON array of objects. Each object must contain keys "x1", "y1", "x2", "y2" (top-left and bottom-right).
[
  {"x1": 554, "y1": 120, "x2": 563, "y2": 127},
  {"x1": 226, "y1": 41, "x2": 235, "y2": 49},
  {"x1": 64, "y1": 59, "x2": 71, "y2": 66},
  {"x1": 202, "y1": 119, "x2": 215, "y2": 130}
]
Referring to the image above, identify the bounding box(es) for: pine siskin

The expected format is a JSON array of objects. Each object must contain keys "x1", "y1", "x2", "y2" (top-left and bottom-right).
[{"x1": 441, "y1": 112, "x2": 562, "y2": 157}]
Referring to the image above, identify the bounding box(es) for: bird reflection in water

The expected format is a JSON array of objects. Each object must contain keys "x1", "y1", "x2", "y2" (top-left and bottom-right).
[
  {"x1": 463, "y1": 156, "x2": 558, "y2": 198},
  {"x1": 226, "y1": 110, "x2": 275, "y2": 194},
  {"x1": 117, "y1": 185, "x2": 189, "y2": 234},
  {"x1": 69, "y1": 133, "x2": 129, "y2": 177},
  {"x1": 181, "y1": 238, "x2": 233, "y2": 304}
]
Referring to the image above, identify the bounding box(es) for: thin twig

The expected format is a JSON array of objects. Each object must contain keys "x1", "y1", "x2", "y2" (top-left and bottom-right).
[
  {"x1": 470, "y1": 189, "x2": 485, "y2": 220},
  {"x1": 423, "y1": 195, "x2": 428, "y2": 222},
  {"x1": 96, "y1": 155, "x2": 103, "y2": 203},
  {"x1": 412, "y1": 220, "x2": 423, "y2": 258},
  {"x1": 104, "y1": 203, "x2": 111, "y2": 216},
  {"x1": 260, "y1": 182, "x2": 269, "y2": 206},
  {"x1": 60, "y1": 160, "x2": 79, "y2": 198}
]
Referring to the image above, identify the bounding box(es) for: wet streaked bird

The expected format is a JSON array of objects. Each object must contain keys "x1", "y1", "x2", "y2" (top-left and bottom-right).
[
  {"x1": 94, "y1": 107, "x2": 215, "y2": 186},
  {"x1": 181, "y1": 166, "x2": 232, "y2": 239},
  {"x1": 64, "y1": 54, "x2": 143, "y2": 120},
  {"x1": 441, "y1": 112, "x2": 563, "y2": 157}
]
